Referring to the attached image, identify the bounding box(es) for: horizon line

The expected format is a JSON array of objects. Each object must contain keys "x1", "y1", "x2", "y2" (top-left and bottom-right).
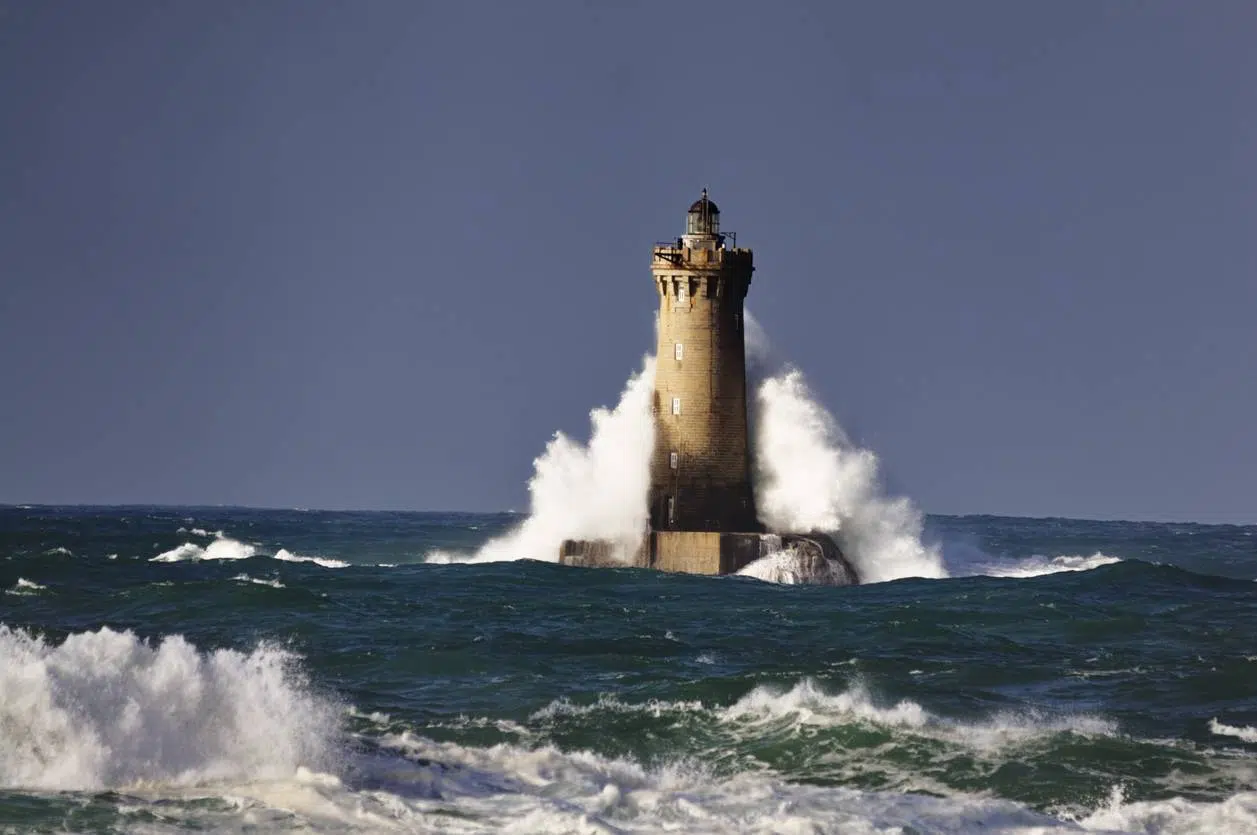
[{"x1": 1, "y1": 502, "x2": 1252, "y2": 528}]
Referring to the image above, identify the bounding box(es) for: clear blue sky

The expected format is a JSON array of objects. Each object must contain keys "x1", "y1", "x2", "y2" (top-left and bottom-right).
[{"x1": 2, "y1": 2, "x2": 1254, "y2": 522}]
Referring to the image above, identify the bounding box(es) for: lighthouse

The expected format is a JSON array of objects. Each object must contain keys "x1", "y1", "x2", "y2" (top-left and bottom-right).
[
  {"x1": 560, "y1": 193, "x2": 857, "y2": 584},
  {"x1": 647, "y1": 190, "x2": 759, "y2": 533}
]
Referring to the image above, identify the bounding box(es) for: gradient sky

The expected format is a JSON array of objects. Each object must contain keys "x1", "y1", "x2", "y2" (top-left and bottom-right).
[{"x1": 2, "y1": 2, "x2": 1254, "y2": 522}]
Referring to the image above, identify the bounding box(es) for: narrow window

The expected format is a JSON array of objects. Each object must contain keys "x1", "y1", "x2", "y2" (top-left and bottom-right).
[
  {"x1": 669, "y1": 451, "x2": 678, "y2": 469},
  {"x1": 671, "y1": 397, "x2": 681, "y2": 415},
  {"x1": 674, "y1": 342, "x2": 683, "y2": 361},
  {"x1": 667, "y1": 496, "x2": 676, "y2": 525},
  {"x1": 734, "y1": 313, "x2": 741, "y2": 330}
]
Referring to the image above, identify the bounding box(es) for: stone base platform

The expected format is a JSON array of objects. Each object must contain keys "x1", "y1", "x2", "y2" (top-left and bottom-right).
[{"x1": 559, "y1": 530, "x2": 859, "y2": 585}]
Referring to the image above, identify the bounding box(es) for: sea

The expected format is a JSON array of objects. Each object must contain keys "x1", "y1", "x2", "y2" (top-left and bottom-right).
[{"x1": 2, "y1": 504, "x2": 1255, "y2": 834}]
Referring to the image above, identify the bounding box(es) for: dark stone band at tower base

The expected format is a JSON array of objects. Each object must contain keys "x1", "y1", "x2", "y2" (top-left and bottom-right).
[
  {"x1": 560, "y1": 531, "x2": 857, "y2": 585},
  {"x1": 559, "y1": 192, "x2": 860, "y2": 586}
]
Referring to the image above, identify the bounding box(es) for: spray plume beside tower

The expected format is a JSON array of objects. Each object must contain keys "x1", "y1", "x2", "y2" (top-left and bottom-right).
[{"x1": 560, "y1": 192, "x2": 859, "y2": 585}]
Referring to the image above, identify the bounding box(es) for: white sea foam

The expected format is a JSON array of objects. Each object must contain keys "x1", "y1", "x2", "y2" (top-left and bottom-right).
[
  {"x1": 370, "y1": 732, "x2": 1069, "y2": 833},
  {"x1": 5, "y1": 577, "x2": 46, "y2": 596},
  {"x1": 151, "y1": 536, "x2": 257, "y2": 563},
  {"x1": 176, "y1": 527, "x2": 222, "y2": 537},
  {"x1": 1210, "y1": 719, "x2": 1257, "y2": 744},
  {"x1": 530, "y1": 678, "x2": 1115, "y2": 754},
  {"x1": 148, "y1": 536, "x2": 348, "y2": 568},
  {"x1": 231, "y1": 573, "x2": 286, "y2": 589},
  {"x1": 431, "y1": 319, "x2": 945, "y2": 585},
  {"x1": 430, "y1": 357, "x2": 656, "y2": 565},
  {"x1": 993, "y1": 553, "x2": 1123, "y2": 578},
  {"x1": 1, "y1": 639, "x2": 1249, "y2": 832},
  {"x1": 745, "y1": 319, "x2": 946, "y2": 583},
  {"x1": 1080, "y1": 784, "x2": 1257, "y2": 834},
  {"x1": 364, "y1": 732, "x2": 1257, "y2": 834},
  {"x1": 43, "y1": 546, "x2": 73, "y2": 556},
  {"x1": 0, "y1": 625, "x2": 336, "y2": 791},
  {"x1": 274, "y1": 549, "x2": 351, "y2": 569},
  {"x1": 952, "y1": 549, "x2": 1124, "y2": 579},
  {"x1": 736, "y1": 547, "x2": 855, "y2": 585},
  {"x1": 722, "y1": 679, "x2": 1116, "y2": 752}
]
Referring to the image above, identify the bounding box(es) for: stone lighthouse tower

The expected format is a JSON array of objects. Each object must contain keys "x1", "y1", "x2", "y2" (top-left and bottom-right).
[
  {"x1": 648, "y1": 190, "x2": 759, "y2": 533},
  {"x1": 559, "y1": 192, "x2": 857, "y2": 584}
]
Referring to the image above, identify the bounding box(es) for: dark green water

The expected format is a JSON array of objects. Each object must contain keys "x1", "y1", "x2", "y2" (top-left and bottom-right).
[{"x1": 2, "y1": 506, "x2": 1255, "y2": 833}]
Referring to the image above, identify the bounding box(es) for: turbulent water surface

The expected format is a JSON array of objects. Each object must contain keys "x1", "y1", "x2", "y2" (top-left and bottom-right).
[{"x1": 2, "y1": 505, "x2": 1255, "y2": 833}]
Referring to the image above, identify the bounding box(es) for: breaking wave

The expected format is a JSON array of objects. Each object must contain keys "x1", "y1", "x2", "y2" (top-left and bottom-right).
[
  {"x1": 947, "y1": 545, "x2": 1124, "y2": 579},
  {"x1": 431, "y1": 318, "x2": 944, "y2": 584},
  {"x1": 372, "y1": 735, "x2": 1257, "y2": 833},
  {"x1": 2, "y1": 637, "x2": 1251, "y2": 832},
  {"x1": 152, "y1": 536, "x2": 256, "y2": 563},
  {"x1": 533, "y1": 677, "x2": 1116, "y2": 754},
  {"x1": 5, "y1": 578, "x2": 46, "y2": 596},
  {"x1": 428, "y1": 357, "x2": 656, "y2": 565},
  {"x1": 980, "y1": 552, "x2": 1124, "y2": 578},
  {"x1": 0, "y1": 626, "x2": 337, "y2": 791},
  {"x1": 1211, "y1": 719, "x2": 1257, "y2": 744},
  {"x1": 149, "y1": 536, "x2": 349, "y2": 568},
  {"x1": 743, "y1": 317, "x2": 945, "y2": 583},
  {"x1": 274, "y1": 548, "x2": 351, "y2": 569},
  {"x1": 232, "y1": 573, "x2": 286, "y2": 589}
]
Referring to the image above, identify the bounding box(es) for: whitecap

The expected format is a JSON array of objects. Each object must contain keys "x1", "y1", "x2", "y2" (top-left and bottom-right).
[
  {"x1": 273, "y1": 549, "x2": 350, "y2": 569},
  {"x1": 5, "y1": 578, "x2": 46, "y2": 596},
  {"x1": 1210, "y1": 718, "x2": 1257, "y2": 743},
  {"x1": 231, "y1": 574, "x2": 286, "y2": 589},
  {"x1": 151, "y1": 537, "x2": 256, "y2": 563},
  {"x1": 0, "y1": 625, "x2": 336, "y2": 791},
  {"x1": 947, "y1": 545, "x2": 1123, "y2": 579}
]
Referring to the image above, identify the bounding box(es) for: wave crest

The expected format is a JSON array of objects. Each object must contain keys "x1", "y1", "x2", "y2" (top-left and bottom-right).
[
  {"x1": 0, "y1": 626, "x2": 337, "y2": 791},
  {"x1": 1210, "y1": 719, "x2": 1257, "y2": 744}
]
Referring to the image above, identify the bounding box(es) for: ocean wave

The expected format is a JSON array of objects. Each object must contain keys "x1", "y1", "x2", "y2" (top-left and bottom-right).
[
  {"x1": 429, "y1": 324, "x2": 946, "y2": 585},
  {"x1": 274, "y1": 549, "x2": 351, "y2": 569},
  {"x1": 0, "y1": 625, "x2": 337, "y2": 792},
  {"x1": 231, "y1": 573, "x2": 286, "y2": 589},
  {"x1": 366, "y1": 732, "x2": 1257, "y2": 834},
  {"x1": 947, "y1": 543, "x2": 1124, "y2": 579},
  {"x1": 148, "y1": 536, "x2": 349, "y2": 568},
  {"x1": 1079, "y1": 784, "x2": 1257, "y2": 834},
  {"x1": 530, "y1": 678, "x2": 1116, "y2": 755},
  {"x1": 531, "y1": 693, "x2": 706, "y2": 721},
  {"x1": 2, "y1": 641, "x2": 1251, "y2": 832},
  {"x1": 725, "y1": 679, "x2": 1117, "y2": 751},
  {"x1": 176, "y1": 526, "x2": 224, "y2": 537},
  {"x1": 750, "y1": 360, "x2": 946, "y2": 584},
  {"x1": 5, "y1": 578, "x2": 46, "y2": 596},
  {"x1": 151, "y1": 536, "x2": 256, "y2": 563},
  {"x1": 1210, "y1": 719, "x2": 1257, "y2": 744},
  {"x1": 985, "y1": 552, "x2": 1124, "y2": 579}
]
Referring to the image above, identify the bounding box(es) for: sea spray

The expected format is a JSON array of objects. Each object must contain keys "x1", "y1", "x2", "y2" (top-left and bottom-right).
[
  {"x1": 436, "y1": 357, "x2": 656, "y2": 564},
  {"x1": 437, "y1": 320, "x2": 944, "y2": 582},
  {"x1": 0, "y1": 625, "x2": 337, "y2": 791},
  {"x1": 745, "y1": 316, "x2": 946, "y2": 582}
]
